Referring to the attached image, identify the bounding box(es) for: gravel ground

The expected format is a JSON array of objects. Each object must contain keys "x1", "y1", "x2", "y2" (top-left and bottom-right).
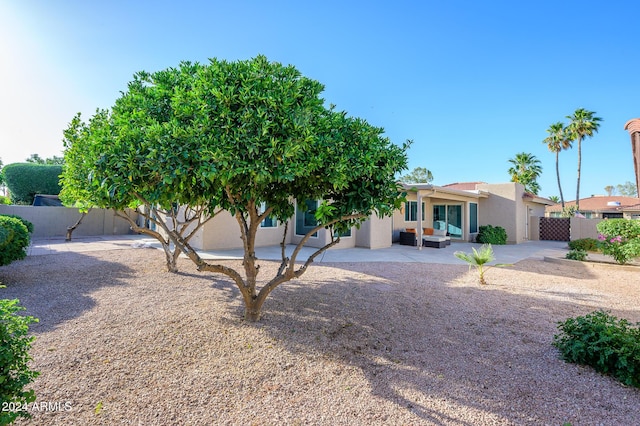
[{"x1": 1, "y1": 247, "x2": 639, "y2": 425}]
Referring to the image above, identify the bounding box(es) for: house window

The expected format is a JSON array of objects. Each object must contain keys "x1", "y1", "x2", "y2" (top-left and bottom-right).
[
  {"x1": 603, "y1": 212, "x2": 624, "y2": 219},
  {"x1": 404, "y1": 201, "x2": 425, "y2": 221},
  {"x1": 469, "y1": 203, "x2": 478, "y2": 233},
  {"x1": 259, "y1": 202, "x2": 277, "y2": 228},
  {"x1": 334, "y1": 227, "x2": 352, "y2": 238},
  {"x1": 295, "y1": 199, "x2": 318, "y2": 237}
]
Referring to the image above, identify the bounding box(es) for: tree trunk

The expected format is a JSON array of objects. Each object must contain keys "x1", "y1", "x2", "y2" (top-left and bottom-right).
[
  {"x1": 556, "y1": 151, "x2": 565, "y2": 209},
  {"x1": 161, "y1": 242, "x2": 179, "y2": 273},
  {"x1": 243, "y1": 297, "x2": 266, "y2": 322},
  {"x1": 576, "y1": 137, "x2": 582, "y2": 210},
  {"x1": 65, "y1": 211, "x2": 88, "y2": 241}
]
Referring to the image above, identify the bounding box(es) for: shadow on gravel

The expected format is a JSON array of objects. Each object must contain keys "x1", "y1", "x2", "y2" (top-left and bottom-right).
[
  {"x1": 0, "y1": 252, "x2": 135, "y2": 333},
  {"x1": 247, "y1": 261, "x2": 640, "y2": 425}
]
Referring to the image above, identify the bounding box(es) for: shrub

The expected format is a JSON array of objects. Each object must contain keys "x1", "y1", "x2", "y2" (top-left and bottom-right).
[
  {"x1": 596, "y1": 219, "x2": 640, "y2": 264},
  {"x1": 565, "y1": 249, "x2": 587, "y2": 261},
  {"x1": 0, "y1": 216, "x2": 31, "y2": 266},
  {"x1": 0, "y1": 215, "x2": 34, "y2": 234},
  {"x1": 597, "y1": 218, "x2": 640, "y2": 240},
  {"x1": 0, "y1": 298, "x2": 39, "y2": 424},
  {"x1": 0, "y1": 195, "x2": 10, "y2": 205},
  {"x1": 553, "y1": 310, "x2": 640, "y2": 388},
  {"x1": 568, "y1": 238, "x2": 599, "y2": 252},
  {"x1": 2, "y1": 163, "x2": 62, "y2": 205},
  {"x1": 476, "y1": 225, "x2": 507, "y2": 245}
]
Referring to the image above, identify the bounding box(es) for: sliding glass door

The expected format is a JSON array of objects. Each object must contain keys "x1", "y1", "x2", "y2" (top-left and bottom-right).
[
  {"x1": 433, "y1": 204, "x2": 463, "y2": 239},
  {"x1": 447, "y1": 205, "x2": 462, "y2": 239}
]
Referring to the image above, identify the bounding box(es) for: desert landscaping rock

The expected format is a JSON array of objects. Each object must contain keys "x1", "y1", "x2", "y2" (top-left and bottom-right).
[{"x1": 1, "y1": 248, "x2": 638, "y2": 425}]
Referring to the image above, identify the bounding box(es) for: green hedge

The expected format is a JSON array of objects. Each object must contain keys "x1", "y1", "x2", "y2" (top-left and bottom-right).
[
  {"x1": 0, "y1": 215, "x2": 32, "y2": 266},
  {"x1": 3, "y1": 163, "x2": 62, "y2": 205}
]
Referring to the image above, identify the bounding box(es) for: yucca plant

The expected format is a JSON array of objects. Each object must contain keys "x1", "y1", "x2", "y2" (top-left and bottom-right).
[{"x1": 454, "y1": 244, "x2": 511, "y2": 285}]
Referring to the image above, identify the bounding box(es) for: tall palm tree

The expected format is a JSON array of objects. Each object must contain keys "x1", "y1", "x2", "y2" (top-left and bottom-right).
[
  {"x1": 566, "y1": 108, "x2": 602, "y2": 210},
  {"x1": 542, "y1": 122, "x2": 572, "y2": 209},
  {"x1": 507, "y1": 152, "x2": 543, "y2": 194}
]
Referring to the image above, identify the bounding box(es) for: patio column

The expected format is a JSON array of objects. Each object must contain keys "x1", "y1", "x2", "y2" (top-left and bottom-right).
[
  {"x1": 624, "y1": 118, "x2": 640, "y2": 198},
  {"x1": 416, "y1": 192, "x2": 423, "y2": 250}
]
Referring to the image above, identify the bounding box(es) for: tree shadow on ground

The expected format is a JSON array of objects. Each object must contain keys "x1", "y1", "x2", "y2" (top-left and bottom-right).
[
  {"x1": 241, "y1": 260, "x2": 640, "y2": 425},
  {"x1": 0, "y1": 251, "x2": 136, "y2": 333}
]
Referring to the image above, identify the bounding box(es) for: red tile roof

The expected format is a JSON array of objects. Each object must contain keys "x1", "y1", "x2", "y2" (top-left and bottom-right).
[
  {"x1": 546, "y1": 196, "x2": 640, "y2": 212},
  {"x1": 442, "y1": 182, "x2": 487, "y2": 190}
]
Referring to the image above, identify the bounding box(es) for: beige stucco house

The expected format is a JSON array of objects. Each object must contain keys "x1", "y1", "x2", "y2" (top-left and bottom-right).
[
  {"x1": 394, "y1": 182, "x2": 554, "y2": 246},
  {"x1": 186, "y1": 200, "x2": 392, "y2": 251},
  {"x1": 3, "y1": 180, "x2": 554, "y2": 247},
  {"x1": 177, "y1": 181, "x2": 555, "y2": 251}
]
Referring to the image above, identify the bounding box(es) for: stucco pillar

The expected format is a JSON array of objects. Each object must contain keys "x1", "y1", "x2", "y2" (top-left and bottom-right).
[{"x1": 624, "y1": 118, "x2": 640, "y2": 198}]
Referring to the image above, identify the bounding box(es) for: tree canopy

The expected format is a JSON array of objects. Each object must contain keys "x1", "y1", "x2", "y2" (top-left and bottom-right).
[
  {"x1": 25, "y1": 154, "x2": 64, "y2": 165},
  {"x1": 616, "y1": 181, "x2": 638, "y2": 197},
  {"x1": 507, "y1": 152, "x2": 542, "y2": 195},
  {"x1": 542, "y1": 122, "x2": 571, "y2": 208},
  {"x1": 566, "y1": 108, "x2": 602, "y2": 209},
  {"x1": 61, "y1": 55, "x2": 409, "y2": 321},
  {"x1": 398, "y1": 167, "x2": 433, "y2": 184}
]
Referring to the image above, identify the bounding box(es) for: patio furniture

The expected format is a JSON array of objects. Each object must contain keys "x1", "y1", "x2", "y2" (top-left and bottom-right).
[
  {"x1": 422, "y1": 236, "x2": 447, "y2": 248},
  {"x1": 399, "y1": 230, "x2": 417, "y2": 246},
  {"x1": 431, "y1": 228, "x2": 451, "y2": 245},
  {"x1": 399, "y1": 229, "x2": 447, "y2": 248}
]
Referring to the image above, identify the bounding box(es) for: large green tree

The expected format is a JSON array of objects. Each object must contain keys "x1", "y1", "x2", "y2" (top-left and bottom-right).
[
  {"x1": 566, "y1": 108, "x2": 602, "y2": 210},
  {"x1": 61, "y1": 111, "x2": 214, "y2": 272},
  {"x1": 61, "y1": 56, "x2": 409, "y2": 321},
  {"x1": 399, "y1": 166, "x2": 433, "y2": 184},
  {"x1": 542, "y1": 122, "x2": 572, "y2": 208},
  {"x1": 507, "y1": 152, "x2": 542, "y2": 194},
  {"x1": 616, "y1": 181, "x2": 638, "y2": 197}
]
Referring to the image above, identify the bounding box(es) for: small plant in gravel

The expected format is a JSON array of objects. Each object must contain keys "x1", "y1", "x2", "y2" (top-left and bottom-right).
[
  {"x1": 553, "y1": 310, "x2": 640, "y2": 388},
  {"x1": 565, "y1": 249, "x2": 587, "y2": 261},
  {"x1": 567, "y1": 238, "x2": 599, "y2": 252},
  {"x1": 0, "y1": 297, "x2": 40, "y2": 424},
  {"x1": 454, "y1": 244, "x2": 511, "y2": 285}
]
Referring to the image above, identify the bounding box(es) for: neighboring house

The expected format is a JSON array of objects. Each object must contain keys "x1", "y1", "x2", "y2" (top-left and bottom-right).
[
  {"x1": 395, "y1": 182, "x2": 554, "y2": 244},
  {"x1": 545, "y1": 196, "x2": 640, "y2": 219}
]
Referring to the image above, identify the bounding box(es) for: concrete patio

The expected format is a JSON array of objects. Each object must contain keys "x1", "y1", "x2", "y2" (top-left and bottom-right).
[{"x1": 27, "y1": 235, "x2": 570, "y2": 265}]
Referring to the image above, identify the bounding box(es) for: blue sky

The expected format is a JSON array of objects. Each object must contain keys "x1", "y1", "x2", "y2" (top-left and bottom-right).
[{"x1": 1, "y1": 1, "x2": 638, "y2": 200}]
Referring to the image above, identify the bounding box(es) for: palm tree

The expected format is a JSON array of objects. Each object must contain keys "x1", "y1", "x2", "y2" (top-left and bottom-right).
[
  {"x1": 507, "y1": 152, "x2": 543, "y2": 194},
  {"x1": 566, "y1": 108, "x2": 602, "y2": 210},
  {"x1": 604, "y1": 185, "x2": 615, "y2": 196},
  {"x1": 542, "y1": 122, "x2": 572, "y2": 209},
  {"x1": 454, "y1": 244, "x2": 511, "y2": 285}
]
